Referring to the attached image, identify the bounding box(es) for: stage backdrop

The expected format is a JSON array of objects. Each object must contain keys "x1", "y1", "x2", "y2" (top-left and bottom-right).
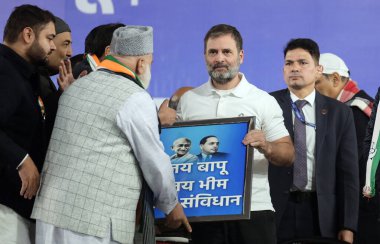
[{"x1": 1, "y1": 0, "x2": 379, "y2": 98}]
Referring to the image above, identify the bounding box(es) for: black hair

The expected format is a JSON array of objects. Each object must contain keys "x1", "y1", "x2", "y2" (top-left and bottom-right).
[
  {"x1": 283, "y1": 38, "x2": 320, "y2": 64},
  {"x1": 86, "y1": 23, "x2": 125, "y2": 57},
  {"x1": 204, "y1": 24, "x2": 243, "y2": 53},
  {"x1": 199, "y1": 135, "x2": 218, "y2": 145},
  {"x1": 3, "y1": 4, "x2": 55, "y2": 43}
]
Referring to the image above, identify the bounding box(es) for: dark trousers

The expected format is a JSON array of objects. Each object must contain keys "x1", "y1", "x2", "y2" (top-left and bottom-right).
[
  {"x1": 356, "y1": 196, "x2": 380, "y2": 244},
  {"x1": 191, "y1": 210, "x2": 276, "y2": 244},
  {"x1": 277, "y1": 192, "x2": 320, "y2": 243}
]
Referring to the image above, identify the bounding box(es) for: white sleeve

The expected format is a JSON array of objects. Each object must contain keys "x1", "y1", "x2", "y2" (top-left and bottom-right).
[
  {"x1": 263, "y1": 96, "x2": 289, "y2": 142},
  {"x1": 16, "y1": 154, "x2": 29, "y2": 170},
  {"x1": 116, "y1": 91, "x2": 178, "y2": 214},
  {"x1": 176, "y1": 94, "x2": 185, "y2": 121}
]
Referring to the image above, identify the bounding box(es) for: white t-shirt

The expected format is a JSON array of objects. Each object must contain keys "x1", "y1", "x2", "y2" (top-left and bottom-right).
[{"x1": 177, "y1": 73, "x2": 289, "y2": 211}]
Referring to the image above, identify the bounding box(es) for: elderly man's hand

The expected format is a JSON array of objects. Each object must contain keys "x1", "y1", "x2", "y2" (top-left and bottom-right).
[
  {"x1": 158, "y1": 99, "x2": 177, "y2": 126},
  {"x1": 18, "y1": 156, "x2": 40, "y2": 199},
  {"x1": 165, "y1": 203, "x2": 192, "y2": 233}
]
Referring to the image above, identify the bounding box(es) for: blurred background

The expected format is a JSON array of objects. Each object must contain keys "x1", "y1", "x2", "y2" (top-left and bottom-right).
[{"x1": 1, "y1": 0, "x2": 379, "y2": 98}]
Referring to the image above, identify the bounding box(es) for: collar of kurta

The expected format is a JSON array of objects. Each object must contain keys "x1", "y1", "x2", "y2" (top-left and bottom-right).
[
  {"x1": 86, "y1": 54, "x2": 100, "y2": 71},
  {"x1": 98, "y1": 55, "x2": 144, "y2": 89}
]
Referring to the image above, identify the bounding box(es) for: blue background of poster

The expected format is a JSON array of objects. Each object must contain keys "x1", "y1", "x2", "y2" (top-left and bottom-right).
[
  {"x1": 155, "y1": 122, "x2": 249, "y2": 218},
  {"x1": 1, "y1": 1, "x2": 379, "y2": 98}
]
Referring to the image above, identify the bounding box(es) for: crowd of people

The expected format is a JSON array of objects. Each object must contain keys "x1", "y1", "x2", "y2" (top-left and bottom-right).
[{"x1": 1, "y1": 3, "x2": 380, "y2": 244}]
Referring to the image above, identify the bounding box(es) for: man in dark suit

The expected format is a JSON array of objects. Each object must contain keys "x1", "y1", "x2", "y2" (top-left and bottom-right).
[
  {"x1": 197, "y1": 135, "x2": 228, "y2": 162},
  {"x1": 0, "y1": 4, "x2": 56, "y2": 243},
  {"x1": 316, "y1": 53, "x2": 376, "y2": 243},
  {"x1": 269, "y1": 38, "x2": 359, "y2": 244}
]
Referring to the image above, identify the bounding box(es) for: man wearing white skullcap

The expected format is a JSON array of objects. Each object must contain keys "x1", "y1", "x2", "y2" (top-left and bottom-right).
[
  {"x1": 316, "y1": 53, "x2": 373, "y2": 159},
  {"x1": 316, "y1": 53, "x2": 376, "y2": 243},
  {"x1": 32, "y1": 25, "x2": 191, "y2": 244}
]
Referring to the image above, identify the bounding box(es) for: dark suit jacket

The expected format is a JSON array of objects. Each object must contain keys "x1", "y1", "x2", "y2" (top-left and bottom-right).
[
  {"x1": 197, "y1": 152, "x2": 229, "y2": 162},
  {"x1": 269, "y1": 89, "x2": 359, "y2": 237},
  {"x1": 0, "y1": 44, "x2": 47, "y2": 218},
  {"x1": 38, "y1": 68, "x2": 63, "y2": 140}
]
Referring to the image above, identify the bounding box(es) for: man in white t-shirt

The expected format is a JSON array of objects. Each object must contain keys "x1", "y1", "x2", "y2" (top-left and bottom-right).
[{"x1": 177, "y1": 24, "x2": 294, "y2": 244}]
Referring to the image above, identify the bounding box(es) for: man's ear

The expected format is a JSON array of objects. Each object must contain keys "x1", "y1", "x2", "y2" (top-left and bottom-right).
[
  {"x1": 22, "y1": 27, "x2": 34, "y2": 44},
  {"x1": 104, "y1": 46, "x2": 111, "y2": 57},
  {"x1": 332, "y1": 72, "x2": 341, "y2": 87},
  {"x1": 135, "y1": 58, "x2": 146, "y2": 76},
  {"x1": 316, "y1": 64, "x2": 323, "y2": 74},
  {"x1": 239, "y1": 49, "x2": 244, "y2": 64},
  {"x1": 314, "y1": 65, "x2": 323, "y2": 81}
]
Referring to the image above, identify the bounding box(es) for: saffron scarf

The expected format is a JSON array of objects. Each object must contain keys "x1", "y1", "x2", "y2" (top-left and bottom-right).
[
  {"x1": 337, "y1": 80, "x2": 373, "y2": 117},
  {"x1": 363, "y1": 103, "x2": 380, "y2": 198},
  {"x1": 97, "y1": 55, "x2": 144, "y2": 89}
]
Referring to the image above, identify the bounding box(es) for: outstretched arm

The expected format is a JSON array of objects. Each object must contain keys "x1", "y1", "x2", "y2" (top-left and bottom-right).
[{"x1": 116, "y1": 91, "x2": 191, "y2": 231}]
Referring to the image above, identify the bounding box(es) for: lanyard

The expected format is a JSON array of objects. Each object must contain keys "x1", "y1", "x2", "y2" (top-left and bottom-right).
[{"x1": 290, "y1": 101, "x2": 316, "y2": 129}]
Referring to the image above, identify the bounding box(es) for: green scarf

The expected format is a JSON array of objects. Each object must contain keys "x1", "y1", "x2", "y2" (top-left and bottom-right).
[{"x1": 363, "y1": 104, "x2": 380, "y2": 197}]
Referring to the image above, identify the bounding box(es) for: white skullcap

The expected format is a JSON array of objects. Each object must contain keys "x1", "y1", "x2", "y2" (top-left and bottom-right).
[
  {"x1": 320, "y1": 53, "x2": 350, "y2": 77},
  {"x1": 110, "y1": 25, "x2": 153, "y2": 56}
]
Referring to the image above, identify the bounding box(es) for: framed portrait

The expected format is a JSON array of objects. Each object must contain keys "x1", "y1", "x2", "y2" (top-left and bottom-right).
[{"x1": 155, "y1": 116, "x2": 255, "y2": 222}]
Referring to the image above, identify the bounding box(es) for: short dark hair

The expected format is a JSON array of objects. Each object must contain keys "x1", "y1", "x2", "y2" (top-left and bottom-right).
[
  {"x1": 86, "y1": 23, "x2": 125, "y2": 57},
  {"x1": 3, "y1": 4, "x2": 55, "y2": 43},
  {"x1": 204, "y1": 24, "x2": 243, "y2": 53},
  {"x1": 283, "y1": 38, "x2": 320, "y2": 64},
  {"x1": 200, "y1": 135, "x2": 218, "y2": 145},
  {"x1": 84, "y1": 25, "x2": 103, "y2": 54}
]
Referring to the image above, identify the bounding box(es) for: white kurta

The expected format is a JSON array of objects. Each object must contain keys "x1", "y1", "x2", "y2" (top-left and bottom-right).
[{"x1": 0, "y1": 204, "x2": 35, "y2": 244}]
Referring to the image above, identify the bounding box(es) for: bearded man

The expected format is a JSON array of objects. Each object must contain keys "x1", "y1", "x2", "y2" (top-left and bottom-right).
[
  {"x1": 176, "y1": 24, "x2": 294, "y2": 244},
  {"x1": 0, "y1": 4, "x2": 56, "y2": 244},
  {"x1": 32, "y1": 25, "x2": 191, "y2": 244}
]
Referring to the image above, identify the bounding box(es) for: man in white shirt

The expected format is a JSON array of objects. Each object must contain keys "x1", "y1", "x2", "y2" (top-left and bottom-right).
[{"x1": 177, "y1": 24, "x2": 294, "y2": 244}]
